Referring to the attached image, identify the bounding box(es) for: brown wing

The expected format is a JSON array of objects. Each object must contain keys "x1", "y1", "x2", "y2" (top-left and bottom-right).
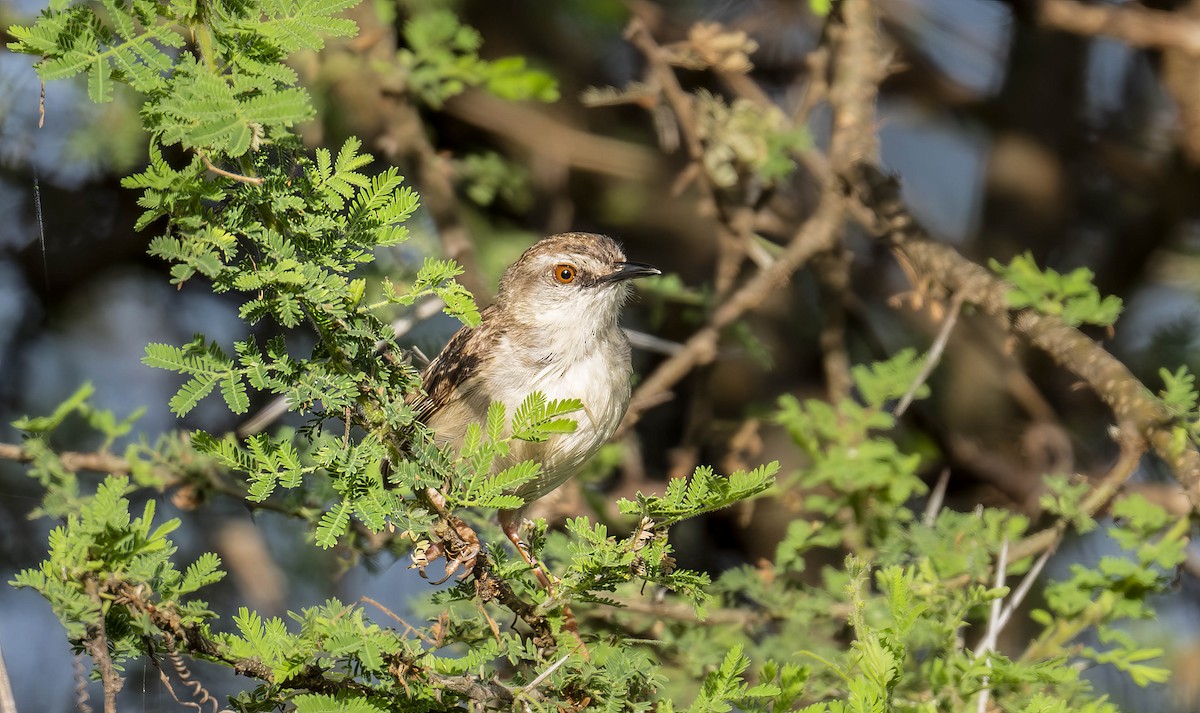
[{"x1": 407, "y1": 305, "x2": 500, "y2": 428}]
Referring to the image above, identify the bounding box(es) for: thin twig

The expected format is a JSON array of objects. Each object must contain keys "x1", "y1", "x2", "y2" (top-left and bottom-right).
[
  {"x1": 894, "y1": 291, "x2": 965, "y2": 417},
  {"x1": 0, "y1": 639, "x2": 17, "y2": 713},
  {"x1": 198, "y1": 152, "x2": 264, "y2": 186},
  {"x1": 994, "y1": 547, "x2": 1053, "y2": 635},
  {"x1": 153, "y1": 657, "x2": 202, "y2": 713},
  {"x1": 846, "y1": 163, "x2": 1200, "y2": 505},
  {"x1": 624, "y1": 19, "x2": 703, "y2": 164},
  {"x1": 0, "y1": 440, "x2": 303, "y2": 518},
  {"x1": 475, "y1": 599, "x2": 503, "y2": 645},
  {"x1": 976, "y1": 536, "x2": 1009, "y2": 660},
  {"x1": 974, "y1": 536, "x2": 1008, "y2": 713},
  {"x1": 922, "y1": 468, "x2": 951, "y2": 527},
  {"x1": 360, "y1": 596, "x2": 437, "y2": 646},
  {"x1": 0, "y1": 442, "x2": 130, "y2": 473},
  {"x1": 518, "y1": 655, "x2": 570, "y2": 695}
]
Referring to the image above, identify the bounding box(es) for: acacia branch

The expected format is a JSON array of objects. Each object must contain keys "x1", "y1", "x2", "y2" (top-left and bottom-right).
[
  {"x1": 624, "y1": 17, "x2": 751, "y2": 297},
  {"x1": 84, "y1": 579, "x2": 124, "y2": 713},
  {"x1": 622, "y1": 0, "x2": 887, "y2": 427},
  {"x1": 0, "y1": 440, "x2": 303, "y2": 518},
  {"x1": 591, "y1": 430, "x2": 1145, "y2": 636},
  {"x1": 108, "y1": 580, "x2": 528, "y2": 705},
  {"x1": 846, "y1": 162, "x2": 1200, "y2": 506},
  {"x1": 1039, "y1": 0, "x2": 1200, "y2": 56},
  {"x1": 0, "y1": 442, "x2": 130, "y2": 473}
]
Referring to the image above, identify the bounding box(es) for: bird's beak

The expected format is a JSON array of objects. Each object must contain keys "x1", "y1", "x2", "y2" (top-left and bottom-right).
[{"x1": 598, "y1": 261, "x2": 661, "y2": 284}]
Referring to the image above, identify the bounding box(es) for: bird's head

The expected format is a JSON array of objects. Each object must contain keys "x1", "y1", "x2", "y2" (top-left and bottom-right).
[{"x1": 496, "y1": 233, "x2": 660, "y2": 331}]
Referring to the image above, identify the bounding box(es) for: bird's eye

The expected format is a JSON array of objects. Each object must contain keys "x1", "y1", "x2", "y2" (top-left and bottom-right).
[{"x1": 553, "y1": 264, "x2": 576, "y2": 284}]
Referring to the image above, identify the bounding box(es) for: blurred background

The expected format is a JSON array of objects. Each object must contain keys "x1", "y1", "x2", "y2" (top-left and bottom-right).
[{"x1": 2, "y1": 0, "x2": 1200, "y2": 709}]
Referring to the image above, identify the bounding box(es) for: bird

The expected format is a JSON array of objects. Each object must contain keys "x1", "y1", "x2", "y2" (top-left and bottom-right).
[{"x1": 408, "y1": 232, "x2": 660, "y2": 575}]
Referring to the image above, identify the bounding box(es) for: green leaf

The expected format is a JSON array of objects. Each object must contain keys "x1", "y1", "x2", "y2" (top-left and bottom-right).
[
  {"x1": 316, "y1": 501, "x2": 351, "y2": 548},
  {"x1": 851, "y1": 348, "x2": 927, "y2": 409},
  {"x1": 13, "y1": 382, "x2": 95, "y2": 432},
  {"x1": 177, "y1": 552, "x2": 225, "y2": 596},
  {"x1": 618, "y1": 462, "x2": 778, "y2": 526},
  {"x1": 990, "y1": 252, "x2": 1123, "y2": 327},
  {"x1": 168, "y1": 375, "x2": 218, "y2": 416},
  {"x1": 249, "y1": 0, "x2": 359, "y2": 53},
  {"x1": 510, "y1": 392, "x2": 582, "y2": 442},
  {"x1": 221, "y1": 373, "x2": 250, "y2": 414},
  {"x1": 87, "y1": 59, "x2": 113, "y2": 103},
  {"x1": 399, "y1": 9, "x2": 558, "y2": 107}
]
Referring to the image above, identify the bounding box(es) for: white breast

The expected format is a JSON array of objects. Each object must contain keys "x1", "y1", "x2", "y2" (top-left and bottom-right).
[
  {"x1": 424, "y1": 283, "x2": 636, "y2": 507},
  {"x1": 487, "y1": 330, "x2": 632, "y2": 502}
]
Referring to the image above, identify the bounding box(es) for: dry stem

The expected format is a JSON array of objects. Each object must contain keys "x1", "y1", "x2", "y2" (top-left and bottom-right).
[{"x1": 622, "y1": 0, "x2": 889, "y2": 427}]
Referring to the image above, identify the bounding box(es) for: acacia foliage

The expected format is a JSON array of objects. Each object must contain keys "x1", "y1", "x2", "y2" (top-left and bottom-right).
[{"x1": 6, "y1": 0, "x2": 1196, "y2": 711}]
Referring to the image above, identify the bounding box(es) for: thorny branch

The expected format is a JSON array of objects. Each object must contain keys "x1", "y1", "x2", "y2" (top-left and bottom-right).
[
  {"x1": 88, "y1": 579, "x2": 535, "y2": 707},
  {"x1": 0, "y1": 440, "x2": 303, "y2": 518},
  {"x1": 622, "y1": 0, "x2": 887, "y2": 429},
  {"x1": 845, "y1": 163, "x2": 1200, "y2": 507},
  {"x1": 623, "y1": 16, "x2": 753, "y2": 298}
]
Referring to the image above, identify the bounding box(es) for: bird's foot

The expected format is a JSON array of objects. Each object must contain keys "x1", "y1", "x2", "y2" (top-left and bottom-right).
[
  {"x1": 498, "y1": 513, "x2": 590, "y2": 659},
  {"x1": 501, "y1": 517, "x2": 559, "y2": 593}
]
